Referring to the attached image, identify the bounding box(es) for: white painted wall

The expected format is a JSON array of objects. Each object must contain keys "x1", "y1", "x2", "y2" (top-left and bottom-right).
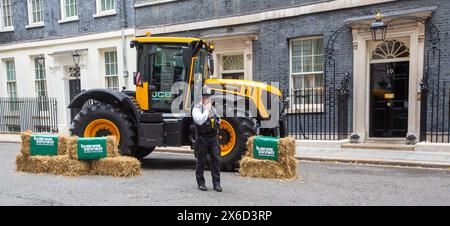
[{"x1": 0, "y1": 29, "x2": 137, "y2": 133}]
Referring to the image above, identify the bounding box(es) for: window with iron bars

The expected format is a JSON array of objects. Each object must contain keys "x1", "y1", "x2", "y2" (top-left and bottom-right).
[{"x1": 290, "y1": 37, "x2": 324, "y2": 113}]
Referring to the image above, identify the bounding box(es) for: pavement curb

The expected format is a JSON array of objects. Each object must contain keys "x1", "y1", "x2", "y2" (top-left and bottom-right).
[
  {"x1": 297, "y1": 156, "x2": 450, "y2": 169},
  {"x1": 153, "y1": 149, "x2": 450, "y2": 169},
  {"x1": 0, "y1": 140, "x2": 20, "y2": 144}
]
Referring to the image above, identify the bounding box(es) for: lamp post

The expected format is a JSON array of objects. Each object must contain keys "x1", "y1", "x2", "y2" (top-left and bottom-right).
[{"x1": 370, "y1": 11, "x2": 387, "y2": 41}]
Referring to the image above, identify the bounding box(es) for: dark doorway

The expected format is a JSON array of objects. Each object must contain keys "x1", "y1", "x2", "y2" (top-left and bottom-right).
[
  {"x1": 370, "y1": 61, "x2": 409, "y2": 137},
  {"x1": 69, "y1": 66, "x2": 81, "y2": 120}
]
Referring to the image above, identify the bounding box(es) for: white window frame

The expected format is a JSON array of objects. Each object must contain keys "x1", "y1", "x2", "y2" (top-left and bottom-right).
[
  {"x1": 59, "y1": 0, "x2": 79, "y2": 24},
  {"x1": 4, "y1": 59, "x2": 19, "y2": 112},
  {"x1": 0, "y1": 0, "x2": 14, "y2": 32},
  {"x1": 26, "y1": 0, "x2": 45, "y2": 28},
  {"x1": 219, "y1": 53, "x2": 245, "y2": 80},
  {"x1": 34, "y1": 57, "x2": 47, "y2": 97},
  {"x1": 33, "y1": 56, "x2": 49, "y2": 112},
  {"x1": 5, "y1": 59, "x2": 17, "y2": 98},
  {"x1": 94, "y1": 0, "x2": 116, "y2": 18},
  {"x1": 289, "y1": 36, "x2": 324, "y2": 113},
  {"x1": 103, "y1": 50, "x2": 119, "y2": 91}
]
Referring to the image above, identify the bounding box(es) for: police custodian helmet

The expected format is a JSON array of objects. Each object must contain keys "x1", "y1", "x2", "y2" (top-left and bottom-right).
[{"x1": 202, "y1": 86, "x2": 215, "y2": 96}]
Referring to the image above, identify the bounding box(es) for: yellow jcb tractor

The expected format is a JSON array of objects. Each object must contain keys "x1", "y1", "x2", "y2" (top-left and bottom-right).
[{"x1": 68, "y1": 35, "x2": 287, "y2": 171}]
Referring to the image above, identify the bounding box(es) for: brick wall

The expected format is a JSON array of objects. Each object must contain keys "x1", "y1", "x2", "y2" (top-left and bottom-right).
[{"x1": 0, "y1": 0, "x2": 135, "y2": 45}]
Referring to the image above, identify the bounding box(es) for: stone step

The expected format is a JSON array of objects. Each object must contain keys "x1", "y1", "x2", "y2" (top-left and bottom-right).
[
  {"x1": 365, "y1": 138, "x2": 406, "y2": 144},
  {"x1": 341, "y1": 143, "x2": 415, "y2": 151}
]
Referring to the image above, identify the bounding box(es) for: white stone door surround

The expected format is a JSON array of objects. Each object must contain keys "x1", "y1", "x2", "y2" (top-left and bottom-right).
[{"x1": 350, "y1": 19, "x2": 427, "y2": 142}]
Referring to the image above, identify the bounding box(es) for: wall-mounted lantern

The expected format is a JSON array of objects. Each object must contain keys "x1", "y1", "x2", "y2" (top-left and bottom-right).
[
  {"x1": 370, "y1": 11, "x2": 387, "y2": 41},
  {"x1": 36, "y1": 55, "x2": 45, "y2": 67},
  {"x1": 72, "y1": 51, "x2": 81, "y2": 66}
]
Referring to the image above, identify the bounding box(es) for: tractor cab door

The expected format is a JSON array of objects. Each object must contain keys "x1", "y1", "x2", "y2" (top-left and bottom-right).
[
  {"x1": 189, "y1": 48, "x2": 209, "y2": 106},
  {"x1": 149, "y1": 45, "x2": 186, "y2": 111},
  {"x1": 136, "y1": 44, "x2": 187, "y2": 111}
]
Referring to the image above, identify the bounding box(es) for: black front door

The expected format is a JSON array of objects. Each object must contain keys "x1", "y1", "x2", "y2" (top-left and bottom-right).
[
  {"x1": 69, "y1": 79, "x2": 81, "y2": 120},
  {"x1": 370, "y1": 61, "x2": 409, "y2": 137},
  {"x1": 69, "y1": 66, "x2": 81, "y2": 120}
]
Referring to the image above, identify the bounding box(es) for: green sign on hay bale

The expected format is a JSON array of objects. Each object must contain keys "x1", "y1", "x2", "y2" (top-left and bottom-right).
[
  {"x1": 30, "y1": 135, "x2": 59, "y2": 156},
  {"x1": 77, "y1": 137, "x2": 107, "y2": 160},
  {"x1": 253, "y1": 136, "x2": 279, "y2": 161}
]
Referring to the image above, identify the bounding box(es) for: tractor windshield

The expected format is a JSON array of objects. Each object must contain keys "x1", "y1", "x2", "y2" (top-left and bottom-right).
[
  {"x1": 192, "y1": 48, "x2": 208, "y2": 102},
  {"x1": 138, "y1": 44, "x2": 185, "y2": 109}
]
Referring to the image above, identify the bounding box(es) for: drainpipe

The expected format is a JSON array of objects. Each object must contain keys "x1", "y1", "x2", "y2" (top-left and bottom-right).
[{"x1": 120, "y1": 0, "x2": 129, "y2": 89}]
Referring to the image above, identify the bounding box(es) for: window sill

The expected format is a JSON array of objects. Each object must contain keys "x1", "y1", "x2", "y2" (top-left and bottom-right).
[
  {"x1": 286, "y1": 104, "x2": 324, "y2": 114},
  {"x1": 0, "y1": 27, "x2": 14, "y2": 33},
  {"x1": 134, "y1": 0, "x2": 180, "y2": 8},
  {"x1": 25, "y1": 23, "x2": 45, "y2": 29},
  {"x1": 93, "y1": 10, "x2": 117, "y2": 18},
  {"x1": 58, "y1": 16, "x2": 79, "y2": 24}
]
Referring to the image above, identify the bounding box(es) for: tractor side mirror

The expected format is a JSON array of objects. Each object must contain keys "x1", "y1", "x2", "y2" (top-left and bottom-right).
[
  {"x1": 133, "y1": 72, "x2": 137, "y2": 85},
  {"x1": 208, "y1": 54, "x2": 214, "y2": 76}
]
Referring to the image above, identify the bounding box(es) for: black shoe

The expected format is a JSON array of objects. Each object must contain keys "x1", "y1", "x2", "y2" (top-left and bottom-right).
[
  {"x1": 198, "y1": 185, "x2": 208, "y2": 191},
  {"x1": 213, "y1": 185, "x2": 223, "y2": 192}
]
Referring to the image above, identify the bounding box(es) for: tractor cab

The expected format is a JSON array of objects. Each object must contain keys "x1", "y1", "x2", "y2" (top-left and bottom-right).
[{"x1": 130, "y1": 35, "x2": 214, "y2": 112}]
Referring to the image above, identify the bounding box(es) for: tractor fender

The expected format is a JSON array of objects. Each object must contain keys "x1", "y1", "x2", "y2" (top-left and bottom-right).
[{"x1": 68, "y1": 89, "x2": 139, "y2": 121}]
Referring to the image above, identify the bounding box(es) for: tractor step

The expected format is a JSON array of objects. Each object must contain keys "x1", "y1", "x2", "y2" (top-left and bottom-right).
[{"x1": 130, "y1": 97, "x2": 142, "y2": 113}]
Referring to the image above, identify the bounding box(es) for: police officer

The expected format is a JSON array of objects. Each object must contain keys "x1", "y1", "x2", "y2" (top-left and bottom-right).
[{"x1": 192, "y1": 86, "x2": 222, "y2": 192}]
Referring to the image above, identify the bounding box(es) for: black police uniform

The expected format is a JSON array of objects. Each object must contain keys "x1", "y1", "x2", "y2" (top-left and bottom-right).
[{"x1": 193, "y1": 104, "x2": 222, "y2": 191}]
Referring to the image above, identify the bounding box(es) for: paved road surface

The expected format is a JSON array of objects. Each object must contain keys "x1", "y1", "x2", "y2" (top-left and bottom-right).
[{"x1": 0, "y1": 143, "x2": 449, "y2": 205}]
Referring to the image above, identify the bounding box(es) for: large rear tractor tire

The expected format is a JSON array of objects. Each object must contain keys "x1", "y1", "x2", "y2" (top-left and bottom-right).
[
  {"x1": 215, "y1": 117, "x2": 256, "y2": 171},
  {"x1": 70, "y1": 102, "x2": 152, "y2": 159}
]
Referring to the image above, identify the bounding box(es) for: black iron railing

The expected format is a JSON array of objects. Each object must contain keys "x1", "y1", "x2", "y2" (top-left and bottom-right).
[
  {"x1": 421, "y1": 82, "x2": 450, "y2": 143},
  {"x1": 283, "y1": 87, "x2": 350, "y2": 140},
  {"x1": 0, "y1": 97, "x2": 58, "y2": 134},
  {"x1": 418, "y1": 18, "x2": 449, "y2": 143}
]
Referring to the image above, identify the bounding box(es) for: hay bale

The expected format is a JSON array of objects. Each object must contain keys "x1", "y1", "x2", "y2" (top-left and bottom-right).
[
  {"x1": 20, "y1": 131, "x2": 32, "y2": 157},
  {"x1": 68, "y1": 136, "x2": 78, "y2": 159},
  {"x1": 239, "y1": 136, "x2": 297, "y2": 180},
  {"x1": 16, "y1": 154, "x2": 90, "y2": 177},
  {"x1": 106, "y1": 136, "x2": 120, "y2": 157},
  {"x1": 57, "y1": 135, "x2": 69, "y2": 156},
  {"x1": 20, "y1": 132, "x2": 69, "y2": 156},
  {"x1": 90, "y1": 156, "x2": 141, "y2": 177},
  {"x1": 68, "y1": 136, "x2": 119, "y2": 160}
]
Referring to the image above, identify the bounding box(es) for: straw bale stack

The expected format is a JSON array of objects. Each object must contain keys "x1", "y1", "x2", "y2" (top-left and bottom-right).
[{"x1": 239, "y1": 136, "x2": 297, "y2": 180}]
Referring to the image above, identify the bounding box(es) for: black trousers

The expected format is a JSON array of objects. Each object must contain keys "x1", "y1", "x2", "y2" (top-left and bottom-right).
[{"x1": 195, "y1": 135, "x2": 221, "y2": 187}]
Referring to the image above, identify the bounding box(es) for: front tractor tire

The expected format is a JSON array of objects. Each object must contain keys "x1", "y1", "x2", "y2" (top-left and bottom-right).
[
  {"x1": 215, "y1": 117, "x2": 256, "y2": 171},
  {"x1": 70, "y1": 102, "x2": 154, "y2": 159}
]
